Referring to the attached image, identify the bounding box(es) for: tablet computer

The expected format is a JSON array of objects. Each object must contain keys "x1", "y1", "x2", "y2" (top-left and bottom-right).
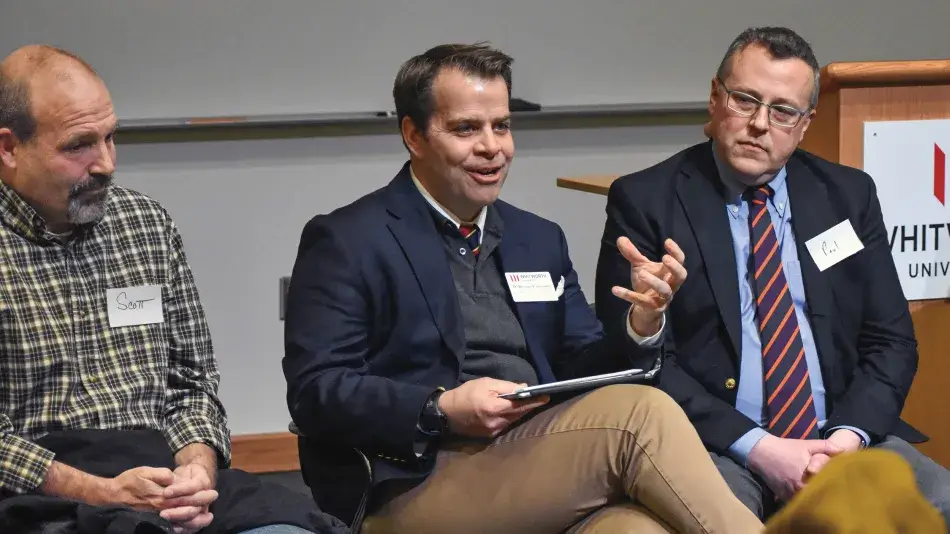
[{"x1": 498, "y1": 368, "x2": 646, "y2": 400}]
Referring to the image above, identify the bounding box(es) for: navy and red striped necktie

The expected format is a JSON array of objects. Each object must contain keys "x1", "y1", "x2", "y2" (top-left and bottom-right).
[
  {"x1": 459, "y1": 224, "x2": 481, "y2": 257},
  {"x1": 748, "y1": 185, "x2": 818, "y2": 439}
]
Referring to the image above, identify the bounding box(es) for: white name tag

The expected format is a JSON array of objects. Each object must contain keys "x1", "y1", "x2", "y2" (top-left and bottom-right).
[
  {"x1": 505, "y1": 272, "x2": 559, "y2": 302},
  {"x1": 804, "y1": 220, "x2": 865, "y2": 272},
  {"x1": 106, "y1": 285, "x2": 164, "y2": 327}
]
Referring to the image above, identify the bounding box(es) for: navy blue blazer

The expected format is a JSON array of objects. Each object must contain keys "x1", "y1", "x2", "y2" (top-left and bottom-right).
[
  {"x1": 595, "y1": 141, "x2": 925, "y2": 455},
  {"x1": 283, "y1": 163, "x2": 626, "y2": 523}
]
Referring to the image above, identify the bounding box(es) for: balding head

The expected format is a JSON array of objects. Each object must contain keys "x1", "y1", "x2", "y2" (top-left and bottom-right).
[
  {"x1": 0, "y1": 45, "x2": 116, "y2": 232},
  {"x1": 2, "y1": 44, "x2": 98, "y2": 79},
  {"x1": 0, "y1": 45, "x2": 101, "y2": 143}
]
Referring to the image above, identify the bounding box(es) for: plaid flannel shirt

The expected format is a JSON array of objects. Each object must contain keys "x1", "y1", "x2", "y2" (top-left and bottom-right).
[{"x1": 0, "y1": 181, "x2": 230, "y2": 494}]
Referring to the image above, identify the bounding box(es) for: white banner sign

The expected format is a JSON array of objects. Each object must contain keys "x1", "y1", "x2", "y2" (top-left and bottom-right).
[{"x1": 864, "y1": 119, "x2": 950, "y2": 300}]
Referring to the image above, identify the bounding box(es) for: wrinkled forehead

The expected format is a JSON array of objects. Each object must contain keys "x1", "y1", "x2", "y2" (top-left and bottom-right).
[{"x1": 29, "y1": 71, "x2": 116, "y2": 136}]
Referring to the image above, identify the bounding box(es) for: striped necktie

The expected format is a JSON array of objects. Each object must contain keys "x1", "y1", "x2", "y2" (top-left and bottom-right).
[
  {"x1": 459, "y1": 223, "x2": 481, "y2": 257},
  {"x1": 748, "y1": 185, "x2": 818, "y2": 439}
]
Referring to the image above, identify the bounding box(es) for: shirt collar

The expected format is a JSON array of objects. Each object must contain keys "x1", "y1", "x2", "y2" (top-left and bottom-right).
[
  {"x1": 0, "y1": 180, "x2": 56, "y2": 239},
  {"x1": 410, "y1": 165, "x2": 488, "y2": 233},
  {"x1": 0, "y1": 180, "x2": 108, "y2": 243},
  {"x1": 711, "y1": 143, "x2": 789, "y2": 219}
]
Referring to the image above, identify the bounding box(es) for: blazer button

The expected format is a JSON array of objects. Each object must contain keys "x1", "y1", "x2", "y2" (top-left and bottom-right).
[{"x1": 725, "y1": 378, "x2": 737, "y2": 390}]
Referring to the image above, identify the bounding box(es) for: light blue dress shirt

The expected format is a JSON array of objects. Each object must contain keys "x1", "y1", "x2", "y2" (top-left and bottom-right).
[{"x1": 711, "y1": 147, "x2": 869, "y2": 465}]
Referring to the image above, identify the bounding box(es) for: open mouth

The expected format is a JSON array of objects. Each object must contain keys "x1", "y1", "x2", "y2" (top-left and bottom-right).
[{"x1": 466, "y1": 165, "x2": 505, "y2": 183}]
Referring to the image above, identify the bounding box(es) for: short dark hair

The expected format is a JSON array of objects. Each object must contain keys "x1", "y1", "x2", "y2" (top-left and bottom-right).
[
  {"x1": 393, "y1": 43, "x2": 513, "y2": 142},
  {"x1": 0, "y1": 75, "x2": 36, "y2": 143},
  {"x1": 716, "y1": 27, "x2": 821, "y2": 109}
]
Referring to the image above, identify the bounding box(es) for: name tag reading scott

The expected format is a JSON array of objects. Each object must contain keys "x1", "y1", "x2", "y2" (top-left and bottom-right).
[
  {"x1": 106, "y1": 285, "x2": 164, "y2": 328},
  {"x1": 505, "y1": 272, "x2": 558, "y2": 302}
]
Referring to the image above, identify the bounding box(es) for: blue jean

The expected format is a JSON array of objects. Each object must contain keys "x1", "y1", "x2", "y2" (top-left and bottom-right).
[{"x1": 237, "y1": 525, "x2": 315, "y2": 534}]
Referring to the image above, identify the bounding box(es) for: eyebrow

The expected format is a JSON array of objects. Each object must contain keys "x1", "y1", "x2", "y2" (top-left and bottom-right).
[
  {"x1": 449, "y1": 115, "x2": 512, "y2": 124},
  {"x1": 60, "y1": 123, "x2": 118, "y2": 148}
]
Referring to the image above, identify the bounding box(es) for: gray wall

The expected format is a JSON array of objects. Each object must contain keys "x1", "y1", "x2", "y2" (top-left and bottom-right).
[
  {"x1": 3, "y1": 1, "x2": 948, "y2": 118},
  {"x1": 116, "y1": 122, "x2": 705, "y2": 434}
]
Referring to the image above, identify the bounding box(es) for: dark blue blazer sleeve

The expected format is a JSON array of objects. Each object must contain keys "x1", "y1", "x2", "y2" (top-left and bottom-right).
[
  {"x1": 822, "y1": 175, "x2": 918, "y2": 442},
  {"x1": 550, "y1": 226, "x2": 626, "y2": 379},
  {"x1": 282, "y1": 217, "x2": 433, "y2": 459}
]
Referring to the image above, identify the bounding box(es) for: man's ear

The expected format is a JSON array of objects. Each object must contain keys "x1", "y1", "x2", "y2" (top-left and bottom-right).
[
  {"x1": 798, "y1": 109, "x2": 817, "y2": 142},
  {"x1": 708, "y1": 77, "x2": 719, "y2": 117},
  {"x1": 0, "y1": 128, "x2": 19, "y2": 170},
  {"x1": 401, "y1": 116, "x2": 426, "y2": 159}
]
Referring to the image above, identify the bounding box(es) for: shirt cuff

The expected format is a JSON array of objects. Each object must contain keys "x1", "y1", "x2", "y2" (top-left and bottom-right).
[
  {"x1": 164, "y1": 411, "x2": 232, "y2": 468},
  {"x1": 825, "y1": 425, "x2": 870, "y2": 448},
  {"x1": 728, "y1": 427, "x2": 770, "y2": 467},
  {"x1": 625, "y1": 306, "x2": 665, "y2": 346},
  {"x1": 0, "y1": 433, "x2": 56, "y2": 494}
]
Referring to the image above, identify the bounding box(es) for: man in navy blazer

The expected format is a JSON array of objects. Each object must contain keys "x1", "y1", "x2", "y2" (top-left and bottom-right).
[
  {"x1": 283, "y1": 43, "x2": 763, "y2": 534},
  {"x1": 595, "y1": 26, "x2": 950, "y2": 522}
]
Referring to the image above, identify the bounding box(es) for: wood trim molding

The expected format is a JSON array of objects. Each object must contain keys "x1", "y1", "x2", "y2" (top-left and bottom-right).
[
  {"x1": 230, "y1": 432, "x2": 300, "y2": 473},
  {"x1": 821, "y1": 59, "x2": 950, "y2": 91},
  {"x1": 556, "y1": 175, "x2": 618, "y2": 195}
]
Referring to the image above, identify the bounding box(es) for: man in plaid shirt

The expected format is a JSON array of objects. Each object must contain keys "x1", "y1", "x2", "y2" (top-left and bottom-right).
[{"x1": 0, "y1": 46, "x2": 339, "y2": 533}]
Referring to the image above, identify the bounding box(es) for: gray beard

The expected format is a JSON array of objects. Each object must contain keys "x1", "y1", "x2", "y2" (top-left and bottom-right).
[{"x1": 67, "y1": 189, "x2": 109, "y2": 225}]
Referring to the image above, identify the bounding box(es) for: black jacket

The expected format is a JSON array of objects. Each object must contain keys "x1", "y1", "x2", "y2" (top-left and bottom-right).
[
  {"x1": 595, "y1": 141, "x2": 925, "y2": 454},
  {"x1": 0, "y1": 429, "x2": 349, "y2": 534}
]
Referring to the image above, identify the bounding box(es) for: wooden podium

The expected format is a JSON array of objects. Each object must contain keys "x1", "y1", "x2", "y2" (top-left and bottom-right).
[
  {"x1": 557, "y1": 59, "x2": 950, "y2": 466},
  {"x1": 803, "y1": 59, "x2": 950, "y2": 467}
]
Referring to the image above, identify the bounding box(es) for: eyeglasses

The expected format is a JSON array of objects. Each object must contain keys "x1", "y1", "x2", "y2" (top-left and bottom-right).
[{"x1": 716, "y1": 77, "x2": 810, "y2": 128}]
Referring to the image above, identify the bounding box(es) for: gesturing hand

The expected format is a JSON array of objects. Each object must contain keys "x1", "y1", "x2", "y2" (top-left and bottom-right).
[{"x1": 611, "y1": 237, "x2": 687, "y2": 337}]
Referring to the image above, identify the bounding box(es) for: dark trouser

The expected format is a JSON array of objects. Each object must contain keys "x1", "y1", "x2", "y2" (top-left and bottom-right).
[{"x1": 711, "y1": 435, "x2": 950, "y2": 526}]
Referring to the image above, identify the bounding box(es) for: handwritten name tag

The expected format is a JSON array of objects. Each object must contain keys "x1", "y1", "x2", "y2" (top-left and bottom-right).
[
  {"x1": 804, "y1": 220, "x2": 864, "y2": 272},
  {"x1": 106, "y1": 285, "x2": 164, "y2": 328}
]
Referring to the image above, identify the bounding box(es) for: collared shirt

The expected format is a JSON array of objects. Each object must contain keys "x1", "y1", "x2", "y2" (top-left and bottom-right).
[
  {"x1": 410, "y1": 166, "x2": 487, "y2": 243},
  {"x1": 712, "y1": 145, "x2": 868, "y2": 463},
  {"x1": 408, "y1": 166, "x2": 491, "y2": 458},
  {"x1": 0, "y1": 181, "x2": 230, "y2": 494},
  {"x1": 409, "y1": 166, "x2": 659, "y2": 345}
]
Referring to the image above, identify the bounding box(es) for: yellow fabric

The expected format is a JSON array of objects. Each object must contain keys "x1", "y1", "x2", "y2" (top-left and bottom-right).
[{"x1": 765, "y1": 449, "x2": 946, "y2": 533}]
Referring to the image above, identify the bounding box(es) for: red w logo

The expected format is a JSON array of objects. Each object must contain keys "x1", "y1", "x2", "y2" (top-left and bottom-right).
[{"x1": 936, "y1": 144, "x2": 947, "y2": 205}]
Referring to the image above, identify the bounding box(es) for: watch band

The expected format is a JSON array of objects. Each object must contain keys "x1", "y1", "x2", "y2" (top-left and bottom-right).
[{"x1": 417, "y1": 388, "x2": 447, "y2": 437}]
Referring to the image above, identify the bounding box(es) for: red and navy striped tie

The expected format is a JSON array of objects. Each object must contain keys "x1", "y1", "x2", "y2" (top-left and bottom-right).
[
  {"x1": 459, "y1": 224, "x2": 481, "y2": 257},
  {"x1": 748, "y1": 185, "x2": 818, "y2": 439}
]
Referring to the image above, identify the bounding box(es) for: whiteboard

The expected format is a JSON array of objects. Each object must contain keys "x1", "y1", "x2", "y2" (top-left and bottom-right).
[{"x1": 2, "y1": 0, "x2": 947, "y2": 121}]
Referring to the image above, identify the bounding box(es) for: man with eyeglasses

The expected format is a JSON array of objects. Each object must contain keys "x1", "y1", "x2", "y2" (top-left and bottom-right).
[{"x1": 594, "y1": 26, "x2": 950, "y2": 522}]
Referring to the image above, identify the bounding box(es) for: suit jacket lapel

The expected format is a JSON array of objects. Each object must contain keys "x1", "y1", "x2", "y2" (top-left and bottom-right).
[
  {"x1": 786, "y1": 156, "x2": 840, "y2": 382},
  {"x1": 384, "y1": 165, "x2": 465, "y2": 362},
  {"x1": 677, "y1": 144, "x2": 743, "y2": 358},
  {"x1": 493, "y1": 206, "x2": 557, "y2": 384},
  {"x1": 786, "y1": 157, "x2": 838, "y2": 317}
]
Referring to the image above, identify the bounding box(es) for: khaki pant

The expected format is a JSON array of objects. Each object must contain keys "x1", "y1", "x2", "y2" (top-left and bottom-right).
[{"x1": 363, "y1": 384, "x2": 763, "y2": 533}]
